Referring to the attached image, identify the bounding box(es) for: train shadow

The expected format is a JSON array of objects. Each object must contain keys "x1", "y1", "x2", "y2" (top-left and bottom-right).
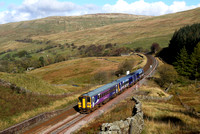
[{"x1": 73, "y1": 105, "x2": 80, "y2": 113}]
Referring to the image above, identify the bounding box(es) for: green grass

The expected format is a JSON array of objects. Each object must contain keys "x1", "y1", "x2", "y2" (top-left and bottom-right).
[
  {"x1": 123, "y1": 33, "x2": 173, "y2": 49},
  {"x1": 0, "y1": 72, "x2": 67, "y2": 94}
]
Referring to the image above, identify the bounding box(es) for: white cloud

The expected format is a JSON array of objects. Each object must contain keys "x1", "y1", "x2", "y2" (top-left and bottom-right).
[
  {"x1": 103, "y1": 0, "x2": 200, "y2": 16},
  {"x1": 0, "y1": 0, "x2": 200, "y2": 24},
  {"x1": 0, "y1": 0, "x2": 101, "y2": 24}
]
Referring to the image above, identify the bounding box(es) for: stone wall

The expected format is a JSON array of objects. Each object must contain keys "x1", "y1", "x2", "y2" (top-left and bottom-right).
[{"x1": 99, "y1": 97, "x2": 144, "y2": 134}]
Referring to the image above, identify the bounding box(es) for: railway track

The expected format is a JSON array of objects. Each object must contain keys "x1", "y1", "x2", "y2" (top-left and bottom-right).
[{"x1": 21, "y1": 54, "x2": 157, "y2": 134}]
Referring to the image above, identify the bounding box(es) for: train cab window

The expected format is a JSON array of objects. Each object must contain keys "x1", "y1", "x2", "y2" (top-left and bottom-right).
[{"x1": 87, "y1": 97, "x2": 90, "y2": 102}]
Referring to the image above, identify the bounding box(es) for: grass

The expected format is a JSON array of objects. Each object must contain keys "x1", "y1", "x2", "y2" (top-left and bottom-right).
[
  {"x1": 0, "y1": 13, "x2": 149, "y2": 52},
  {"x1": 32, "y1": 8, "x2": 200, "y2": 48},
  {"x1": 0, "y1": 84, "x2": 104, "y2": 131},
  {"x1": 0, "y1": 85, "x2": 59, "y2": 130},
  {"x1": 142, "y1": 100, "x2": 200, "y2": 134},
  {"x1": 29, "y1": 55, "x2": 142, "y2": 87},
  {"x1": 0, "y1": 72, "x2": 67, "y2": 94}
]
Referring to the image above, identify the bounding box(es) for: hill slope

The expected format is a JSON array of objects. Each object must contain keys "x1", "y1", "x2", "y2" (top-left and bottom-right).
[
  {"x1": 0, "y1": 13, "x2": 150, "y2": 52},
  {"x1": 32, "y1": 7, "x2": 200, "y2": 48}
]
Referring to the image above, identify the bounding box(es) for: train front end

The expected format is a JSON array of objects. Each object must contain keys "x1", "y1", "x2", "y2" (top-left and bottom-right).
[{"x1": 78, "y1": 95, "x2": 91, "y2": 113}]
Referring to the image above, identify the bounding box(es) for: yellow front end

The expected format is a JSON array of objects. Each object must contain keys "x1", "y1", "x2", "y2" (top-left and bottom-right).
[
  {"x1": 87, "y1": 102, "x2": 91, "y2": 108},
  {"x1": 78, "y1": 96, "x2": 91, "y2": 113}
]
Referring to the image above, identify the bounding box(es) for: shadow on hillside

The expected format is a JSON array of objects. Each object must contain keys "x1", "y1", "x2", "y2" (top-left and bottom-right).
[
  {"x1": 157, "y1": 107, "x2": 200, "y2": 119},
  {"x1": 144, "y1": 113, "x2": 184, "y2": 126}
]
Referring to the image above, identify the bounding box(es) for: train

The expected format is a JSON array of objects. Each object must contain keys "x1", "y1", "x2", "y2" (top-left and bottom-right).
[{"x1": 78, "y1": 68, "x2": 144, "y2": 113}]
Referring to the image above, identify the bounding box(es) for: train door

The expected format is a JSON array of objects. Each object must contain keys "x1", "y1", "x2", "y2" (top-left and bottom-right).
[
  {"x1": 129, "y1": 77, "x2": 133, "y2": 85},
  {"x1": 118, "y1": 82, "x2": 121, "y2": 92},
  {"x1": 116, "y1": 85, "x2": 118, "y2": 93}
]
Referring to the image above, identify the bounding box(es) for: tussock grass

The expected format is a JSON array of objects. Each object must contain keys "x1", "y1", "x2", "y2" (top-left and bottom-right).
[
  {"x1": 32, "y1": 8, "x2": 200, "y2": 48},
  {"x1": 142, "y1": 101, "x2": 200, "y2": 133}
]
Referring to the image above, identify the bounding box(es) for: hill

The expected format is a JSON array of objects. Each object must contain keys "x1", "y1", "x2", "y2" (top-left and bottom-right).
[
  {"x1": 31, "y1": 7, "x2": 200, "y2": 48},
  {"x1": 0, "y1": 13, "x2": 150, "y2": 52},
  {"x1": 29, "y1": 55, "x2": 144, "y2": 92}
]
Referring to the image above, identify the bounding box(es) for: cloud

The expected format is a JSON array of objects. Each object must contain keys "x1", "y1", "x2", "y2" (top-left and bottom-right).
[
  {"x1": 103, "y1": 0, "x2": 200, "y2": 16},
  {"x1": 0, "y1": 0, "x2": 200, "y2": 24},
  {"x1": 0, "y1": 0, "x2": 101, "y2": 24}
]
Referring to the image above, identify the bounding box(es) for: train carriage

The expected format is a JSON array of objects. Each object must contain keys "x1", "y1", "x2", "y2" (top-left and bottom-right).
[{"x1": 78, "y1": 68, "x2": 144, "y2": 113}]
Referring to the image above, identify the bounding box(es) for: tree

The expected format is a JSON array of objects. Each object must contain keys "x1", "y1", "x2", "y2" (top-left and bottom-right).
[
  {"x1": 135, "y1": 47, "x2": 144, "y2": 52},
  {"x1": 157, "y1": 64, "x2": 178, "y2": 87},
  {"x1": 115, "y1": 59, "x2": 135, "y2": 76},
  {"x1": 93, "y1": 71, "x2": 109, "y2": 84},
  {"x1": 173, "y1": 46, "x2": 191, "y2": 77},
  {"x1": 16, "y1": 50, "x2": 28, "y2": 58},
  {"x1": 151, "y1": 42, "x2": 160, "y2": 53},
  {"x1": 160, "y1": 23, "x2": 200, "y2": 63},
  {"x1": 39, "y1": 56, "x2": 45, "y2": 66},
  {"x1": 189, "y1": 42, "x2": 200, "y2": 80}
]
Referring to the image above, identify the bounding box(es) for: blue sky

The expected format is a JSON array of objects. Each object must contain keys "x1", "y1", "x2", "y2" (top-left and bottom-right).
[
  {"x1": 0, "y1": 0, "x2": 200, "y2": 24},
  {"x1": 1, "y1": 0, "x2": 200, "y2": 6}
]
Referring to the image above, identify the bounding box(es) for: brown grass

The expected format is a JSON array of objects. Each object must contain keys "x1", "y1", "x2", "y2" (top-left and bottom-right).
[
  {"x1": 142, "y1": 101, "x2": 200, "y2": 134},
  {"x1": 29, "y1": 56, "x2": 142, "y2": 85}
]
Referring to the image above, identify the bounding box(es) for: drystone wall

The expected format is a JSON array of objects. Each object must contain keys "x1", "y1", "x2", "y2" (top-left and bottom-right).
[{"x1": 99, "y1": 97, "x2": 144, "y2": 134}]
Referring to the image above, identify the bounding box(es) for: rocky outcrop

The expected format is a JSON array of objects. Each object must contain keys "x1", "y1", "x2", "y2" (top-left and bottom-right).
[{"x1": 99, "y1": 97, "x2": 144, "y2": 134}]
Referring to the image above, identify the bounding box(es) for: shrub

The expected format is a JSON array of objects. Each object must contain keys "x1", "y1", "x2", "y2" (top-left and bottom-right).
[
  {"x1": 157, "y1": 64, "x2": 178, "y2": 87},
  {"x1": 115, "y1": 59, "x2": 135, "y2": 76}
]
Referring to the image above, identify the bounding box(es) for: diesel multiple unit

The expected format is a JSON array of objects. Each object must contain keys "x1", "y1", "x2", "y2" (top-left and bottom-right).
[{"x1": 78, "y1": 68, "x2": 144, "y2": 113}]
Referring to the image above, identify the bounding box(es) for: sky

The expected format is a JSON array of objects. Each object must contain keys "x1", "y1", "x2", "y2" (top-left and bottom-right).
[{"x1": 0, "y1": 0, "x2": 200, "y2": 24}]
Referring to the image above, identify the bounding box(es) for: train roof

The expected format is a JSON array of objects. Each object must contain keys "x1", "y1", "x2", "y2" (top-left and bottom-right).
[
  {"x1": 133, "y1": 68, "x2": 143, "y2": 74},
  {"x1": 117, "y1": 74, "x2": 132, "y2": 82},
  {"x1": 81, "y1": 68, "x2": 144, "y2": 97},
  {"x1": 83, "y1": 80, "x2": 119, "y2": 97}
]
